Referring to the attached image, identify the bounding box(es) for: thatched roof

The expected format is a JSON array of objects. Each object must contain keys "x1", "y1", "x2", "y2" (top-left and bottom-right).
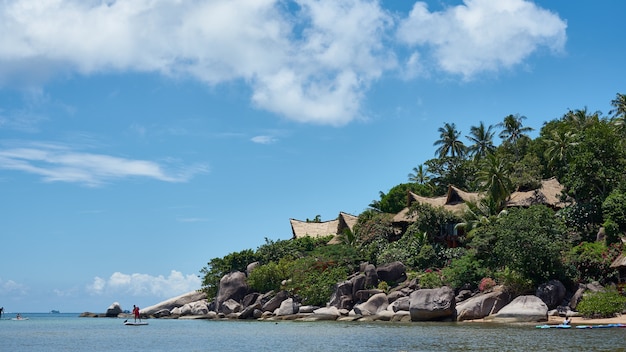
[
  {"x1": 290, "y1": 212, "x2": 358, "y2": 239},
  {"x1": 506, "y1": 177, "x2": 571, "y2": 209},
  {"x1": 610, "y1": 254, "x2": 626, "y2": 268},
  {"x1": 393, "y1": 186, "x2": 479, "y2": 223},
  {"x1": 393, "y1": 178, "x2": 570, "y2": 224}
]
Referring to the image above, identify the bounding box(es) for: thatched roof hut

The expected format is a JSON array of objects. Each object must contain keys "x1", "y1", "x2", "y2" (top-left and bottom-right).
[
  {"x1": 506, "y1": 177, "x2": 571, "y2": 209},
  {"x1": 290, "y1": 212, "x2": 358, "y2": 239},
  {"x1": 392, "y1": 185, "x2": 479, "y2": 223},
  {"x1": 393, "y1": 177, "x2": 570, "y2": 225}
]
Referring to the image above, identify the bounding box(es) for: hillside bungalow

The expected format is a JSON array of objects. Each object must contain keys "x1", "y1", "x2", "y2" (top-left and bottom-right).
[
  {"x1": 290, "y1": 212, "x2": 358, "y2": 242},
  {"x1": 392, "y1": 177, "x2": 571, "y2": 247},
  {"x1": 505, "y1": 177, "x2": 571, "y2": 209}
]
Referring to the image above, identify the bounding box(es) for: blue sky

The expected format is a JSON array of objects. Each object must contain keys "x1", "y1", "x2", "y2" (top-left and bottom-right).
[{"x1": 0, "y1": 0, "x2": 624, "y2": 313}]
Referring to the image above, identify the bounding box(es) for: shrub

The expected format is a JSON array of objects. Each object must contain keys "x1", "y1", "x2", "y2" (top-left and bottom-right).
[
  {"x1": 478, "y1": 277, "x2": 496, "y2": 292},
  {"x1": 419, "y1": 270, "x2": 443, "y2": 289},
  {"x1": 440, "y1": 253, "x2": 489, "y2": 290},
  {"x1": 494, "y1": 267, "x2": 533, "y2": 295},
  {"x1": 577, "y1": 289, "x2": 626, "y2": 318},
  {"x1": 565, "y1": 241, "x2": 620, "y2": 285},
  {"x1": 247, "y1": 260, "x2": 289, "y2": 293},
  {"x1": 284, "y1": 257, "x2": 348, "y2": 306},
  {"x1": 377, "y1": 281, "x2": 389, "y2": 293}
]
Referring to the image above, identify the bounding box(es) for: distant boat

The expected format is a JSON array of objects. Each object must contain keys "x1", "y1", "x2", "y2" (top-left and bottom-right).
[{"x1": 50, "y1": 310, "x2": 60, "y2": 314}]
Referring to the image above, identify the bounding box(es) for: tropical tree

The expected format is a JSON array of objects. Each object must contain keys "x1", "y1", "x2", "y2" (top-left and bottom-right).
[
  {"x1": 563, "y1": 107, "x2": 600, "y2": 130},
  {"x1": 609, "y1": 93, "x2": 626, "y2": 135},
  {"x1": 408, "y1": 164, "x2": 430, "y2": 184},
  {"x1": 497, "y1": 114, "x2": 533, "y2": 159},
  {"x1": 543, "y1": 129, "x2": 578, "y2": 170},
  {"x1": 466, "y1": 121, "x2": 496, "y2": 161},
  {"x1": 433, "y1": 122, "x2": 467, "y2": 158},
  {"x1": 476, "y1": 153, "x2": 513, "y2": 210}
]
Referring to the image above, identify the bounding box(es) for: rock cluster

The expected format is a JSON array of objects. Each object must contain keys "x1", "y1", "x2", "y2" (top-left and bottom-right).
[{"x1": 84, "y1": 261, "x2": 602, "y2": 323}]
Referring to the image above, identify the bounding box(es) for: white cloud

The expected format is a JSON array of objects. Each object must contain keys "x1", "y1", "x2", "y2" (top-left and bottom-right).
[
  {"x1": 0, "y1": 0, "x2": 393, "y2": 126},
  {"x1": 0, "y1": 278, "x2": 28, "y2": 296},
  {"x1": 251, "y1": 135, "x2": 277, "y2": 144},
  {"x1": 0, "y1": 142, "x2": 209, "y2": 186},
  {"x1": 396, "y1": 0, "x2": 567, "y2": 78},
  {"x1": 87, "y1": 270, "x2": 201, "y2": 298}
]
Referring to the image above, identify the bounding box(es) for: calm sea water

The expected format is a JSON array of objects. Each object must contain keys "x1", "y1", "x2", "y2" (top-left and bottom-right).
[{"x1": 1, "y1": 313, "x2": 625, "y2": 351}]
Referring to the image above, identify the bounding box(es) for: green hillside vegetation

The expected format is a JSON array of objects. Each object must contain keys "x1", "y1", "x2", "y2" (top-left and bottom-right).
[{"x1": 200, "y1": 93, "x2": 626, "y2": 306}]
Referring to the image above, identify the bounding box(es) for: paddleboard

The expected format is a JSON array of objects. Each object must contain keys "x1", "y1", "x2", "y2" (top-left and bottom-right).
[
  {"x1": 11, "y1": 318, "x2": 29, "y2": 321},
  {"x1": 124, "y1": 321, "x2": 148, "y2": 326},
  {"x1": 535, "y1": 324, "x2": 570, "y2": 329}
]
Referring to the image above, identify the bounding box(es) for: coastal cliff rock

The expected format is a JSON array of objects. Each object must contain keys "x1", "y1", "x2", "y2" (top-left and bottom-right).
[
  {"x1": 486, "y1": 295, "x2": 548, "y2": 322},
  {"x1": 376, "y1": 261, "x2": 407, "y2": 284},
  {"x1": 141, "y1": 290, "x2": 207, "y2": 316},
  {"x1": 455, "y1": 286, "x2": 511, "y2": 321},
  {"x1": 105, "y1": 302, "x2": 123, "y2": 317},
  {"x1": 216, "y1": 271, "x2": 248, "y2": 313},
  {"x1": 353, "y1": 292, "x2": 389, "y2": 316},
  {"x1": 536, "y1": 280, "x2": 566, "y2": 309},
  {"x1": 409, "y1": 286, "x2": 456, "y2": 321}
]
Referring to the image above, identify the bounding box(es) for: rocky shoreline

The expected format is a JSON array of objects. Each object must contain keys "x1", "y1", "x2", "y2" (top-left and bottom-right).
[{"x1": 80, "y1": 261, "x2": 621, "y2": 324}]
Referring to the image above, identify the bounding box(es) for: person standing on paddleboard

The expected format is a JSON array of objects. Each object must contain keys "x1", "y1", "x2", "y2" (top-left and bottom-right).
[{"x1": 133, "y1": 305, "x2": 141, "y2": 323}]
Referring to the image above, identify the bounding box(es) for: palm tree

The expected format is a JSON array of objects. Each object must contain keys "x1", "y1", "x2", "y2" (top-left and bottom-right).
[
  {"x1": 544, "y1": 129, "x2": 578, "y2": 169},
  {"x1": 408, "y1": 164, "x2": 430, "y2": 184},
  {"x1": 609, "y1": 93, "x2": 626, "y2": 134},
  {"x1": 476, "y1": 153, "x2": 513, "y2": 210},
  {"x1": 433, "y1": 122, "x2": 466, "y2": 158},
  {"x1": 466, "y1": 121, "x2": 496, "y2": 161},
  {"x1": 497, "y1": 114, "x2": 533, "y2": 159},
  {"x1": 563, "y1": 107, "x2": 600, "y2": 130}
]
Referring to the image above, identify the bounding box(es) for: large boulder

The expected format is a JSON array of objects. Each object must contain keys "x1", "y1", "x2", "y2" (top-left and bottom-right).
[
  {"x1": 220, "y1": 299, "x2": 242, "y2": 315},
  {"x1": 216, "y1": 271, "x2": 248, "y2": 312},
  {"x1": 105, "y1": 302, "x2": 123, "y2": 317},
  {"x1": 276, "y1": 298, "x2": 299, "y2": 316},
  {"x1": 455, "y1": 286, "x2": 512, "y2": 321},
  {"x1": 409, "y1": 286, "x2": 456, "y2": 321},
  {"x1": 353, "y1": 293, "x2": 389, "y2": 316},
  {"x1": 262, "y1": 290, "x2": 289, "y2": 312},
  {"x1": 328, "y1": 281, "x2": 354, "y2": 309},
  {"x1": 536, "y1": 280, "x2": 566, "y2": 310},
  {"x1": 387, "y1": 296, "x2": 410, "y2": 313},
  {"x1": 486, "y1": 295, "x2": 548, "y2": 322},
  {"x1": 141, "y1": 291, "x2": 207, "y2": 316},
  {"x1": 351, "y1": 274, "x2": 366, "y2": 297},
  {"x1": 376, "y1": 261, "x2": 407, "y2": 284},
  {"x1": 364, "y1": 264, "x2": 378, "y2": 288},
  {"x1": 190, "y1": 300, "x2": 210, "y2": 315}
]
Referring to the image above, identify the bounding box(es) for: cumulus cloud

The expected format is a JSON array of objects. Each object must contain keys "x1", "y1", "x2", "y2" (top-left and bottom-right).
[
  {"x1": 0, "y1": 142, "x2": 209, "y2": 186},
  {"x1": 87, "y1": 270, "x2": 201, "y2": 298},
  {"x1": 0, "y1": 0, "x2": 393, "y2": 126},
  {"x1": 0, "y1": 278, "x2": 28, "y2": 296},
  {"x1": 396, "y1": 0, "x2": 567, "y2": 78},
  {"x1": 0, "y1": 0, "x2": 566, "y2": 124}
]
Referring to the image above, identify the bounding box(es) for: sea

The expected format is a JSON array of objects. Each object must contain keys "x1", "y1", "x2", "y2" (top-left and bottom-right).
[{"x1": 1, "y1": 313, "x2": 625, "y2": 352}]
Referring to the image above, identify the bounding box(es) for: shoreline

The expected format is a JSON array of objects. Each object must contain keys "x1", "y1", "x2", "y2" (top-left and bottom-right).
[{"x1": 465, "y1": 315, "x2": 626, "y2": 325}]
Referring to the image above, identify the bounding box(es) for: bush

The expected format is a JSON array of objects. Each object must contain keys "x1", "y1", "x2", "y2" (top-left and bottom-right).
[
  {"x1": 284, "y1": 257, "x2": 348, "y2": 306},
  {"x1": 565, "y1": 241, "x2": 620, "y2": 285},
  {"x1": 577, "y1": 289, "x2": 626, "y2": 318},
  {"x1": 440, "y1": 253, "x2": 489, "y2": 290},
  {"x1": 494, "y1": 267, "x2": 533, "y2": 295},
  {"x1": 247, "y1": 260, "x2": 289, "y2": 293},
  {"x1": 419, "y1": 270, "x2": 443, "y2": 289},
  {"x1": 478, "y1": 277, "x2": 496, "y2": 292}
]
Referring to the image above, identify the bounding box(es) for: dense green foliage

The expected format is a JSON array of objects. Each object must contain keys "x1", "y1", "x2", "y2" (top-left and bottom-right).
[
  {"x1": 577, "y1": 289, "x2": 626, "y2": 318},
  {"x1": 200, "y1": 93, "x2": 626, "y2": 307}
]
